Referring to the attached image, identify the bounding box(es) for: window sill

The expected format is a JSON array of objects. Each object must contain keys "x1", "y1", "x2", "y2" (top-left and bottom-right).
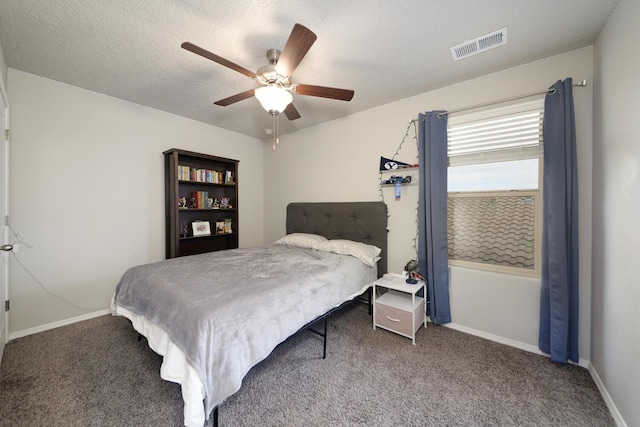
[{"x1": 448, "y1": 259, "x2": 540, "y2": 279}]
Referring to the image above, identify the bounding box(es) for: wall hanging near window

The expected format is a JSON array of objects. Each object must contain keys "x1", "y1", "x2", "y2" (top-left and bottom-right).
[
  {"x1": 379, "y1": 156, "x2": 415, "y2": 171},
  {"x1": 378, "y1": 120, "x2": 420, "y2": 253}
]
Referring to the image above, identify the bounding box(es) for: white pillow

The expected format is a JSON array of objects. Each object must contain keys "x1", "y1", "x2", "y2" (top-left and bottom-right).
[
  {"x1": 273, "y1": 233, "x2": 327, "y2": 249},
  {"x1": 316, "y1": 239, "x2": 382, "y2": 268}
]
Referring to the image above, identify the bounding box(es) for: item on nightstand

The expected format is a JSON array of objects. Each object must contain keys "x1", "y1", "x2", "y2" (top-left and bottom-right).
[
  {"x1": 404, "y1": 259, "x2": 421, "y2": 284},
  {"x1": 383, "y1": 273, "x2": 394, "y2": 280}
]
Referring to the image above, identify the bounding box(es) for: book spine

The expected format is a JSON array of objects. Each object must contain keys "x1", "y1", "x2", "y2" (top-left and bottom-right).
[{"x1": 190, "y1": 191, "x2": 207, "y2": 209}]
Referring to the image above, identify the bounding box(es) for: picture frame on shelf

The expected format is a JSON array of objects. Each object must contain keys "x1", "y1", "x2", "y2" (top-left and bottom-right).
[
  {"x1": 215, "y1": 221, "x2": 226, "y2": 235},
  {"x1": 192, "y1": 220, "x2": 211, "y2": 237}
]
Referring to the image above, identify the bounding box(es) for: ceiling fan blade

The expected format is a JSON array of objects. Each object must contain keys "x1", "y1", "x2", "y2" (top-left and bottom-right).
[
  {"x1": 275, "y1": 24, "x2": 317, "y2": 77},
  {"x1": 283, "y1": 103, "x2": 301, "y2": 120},
  {"x1": 182, "y1": 42, "x2": 256, "y2": 79},
  {"x1": 292, "y1": 84, "x2": 354, "y2": 101},
  {"x1": 214, "y1": 89, "x2": 255, "y2": 106}
]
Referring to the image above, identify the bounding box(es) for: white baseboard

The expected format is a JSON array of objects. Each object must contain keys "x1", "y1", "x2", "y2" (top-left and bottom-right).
[
  {"x1": 588, "y1": 362, "x2": 628, "y2": 427},
  {"x1": 8, "y1": 309, "x2": 111, "y2": 341}
]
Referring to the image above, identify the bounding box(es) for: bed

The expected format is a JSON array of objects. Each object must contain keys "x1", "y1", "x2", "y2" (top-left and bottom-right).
[{"x1": 111, "y1": 201, "x2": 388, "y2": 427}]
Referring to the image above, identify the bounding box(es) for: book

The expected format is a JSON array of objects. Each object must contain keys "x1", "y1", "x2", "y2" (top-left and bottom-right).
[
  {"x1": 189, "y1": 191, "x2": 208, "y2": 209},
  {"x1": 224, "y1": 219, "x2": 232, "y2": 234},
  {"x1": 178, "y1": 165, "x2": 191, "y2": 181}
]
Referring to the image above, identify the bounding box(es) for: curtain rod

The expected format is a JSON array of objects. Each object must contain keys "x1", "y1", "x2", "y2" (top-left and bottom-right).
[{"x1": 434, "y1": 79, "x2": 588, "y2": 119}]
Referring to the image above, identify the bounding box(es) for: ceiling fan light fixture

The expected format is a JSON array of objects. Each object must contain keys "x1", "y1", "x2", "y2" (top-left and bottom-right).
[{"x1": 254, "y1": 86, "x2": 292, "y2": 115}]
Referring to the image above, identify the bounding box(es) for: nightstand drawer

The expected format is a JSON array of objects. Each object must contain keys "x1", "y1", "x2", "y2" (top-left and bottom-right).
[
  {"x1": 375, "y1": 302, "x2": 413, "y2": 336},
  {"x1": 372, "y1": 279, "x2": 427, "y2": 344}
]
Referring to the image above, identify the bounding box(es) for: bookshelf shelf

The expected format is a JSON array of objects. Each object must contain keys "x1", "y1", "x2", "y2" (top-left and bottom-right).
[
  {"x1": 178, "y1": 180, "x2": 236, "y2": 187},
  {"x1": 179, "y1": 232, "x2": 238, "y2": 240},
  {"x1": 178, "y1": 208, "x2": 237, "y2": 212}
]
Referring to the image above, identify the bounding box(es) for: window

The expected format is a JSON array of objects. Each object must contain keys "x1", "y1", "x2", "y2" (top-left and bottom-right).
[
  {"x1": 447, "y1": 100, "x2": 543, "y2": 276},
  {"x1": 448, "y1": 159, "x2": 539, "y2": 192}
]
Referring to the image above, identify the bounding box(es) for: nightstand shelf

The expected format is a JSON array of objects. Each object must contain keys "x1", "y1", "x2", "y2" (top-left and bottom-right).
[{"x1": 372, "y1": 276, "x2": 426, "y2": 344}]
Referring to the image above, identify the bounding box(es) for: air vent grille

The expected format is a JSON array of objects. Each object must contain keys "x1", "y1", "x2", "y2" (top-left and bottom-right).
[{"x1": 450, "y1": 28, "x2": 507, "y2": 61}]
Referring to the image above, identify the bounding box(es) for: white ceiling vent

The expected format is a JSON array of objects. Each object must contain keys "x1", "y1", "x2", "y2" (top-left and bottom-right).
[{"x1": 450, "y1": 28, "x2": 507, "y2": 61}]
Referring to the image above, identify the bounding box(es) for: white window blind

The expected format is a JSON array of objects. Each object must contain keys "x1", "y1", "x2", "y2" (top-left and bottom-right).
[{"x1": 447, "y1": 101, "x2": 544, "y2": 166}]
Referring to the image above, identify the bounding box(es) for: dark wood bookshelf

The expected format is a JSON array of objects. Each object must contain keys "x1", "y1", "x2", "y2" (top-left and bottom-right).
[{"x1": 164, "y1": 148, "x2": 239, "y2": 258}]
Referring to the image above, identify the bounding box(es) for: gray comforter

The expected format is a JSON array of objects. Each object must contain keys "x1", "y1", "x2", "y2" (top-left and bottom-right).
[{"x1": 112, "y1": 244, "x2": 376, "y2": 416}]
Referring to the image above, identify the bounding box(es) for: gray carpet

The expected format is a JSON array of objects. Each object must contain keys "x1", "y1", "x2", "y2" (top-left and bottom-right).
[{"x1": 0, "y1": 304, "x2": 614, "y2": 426}]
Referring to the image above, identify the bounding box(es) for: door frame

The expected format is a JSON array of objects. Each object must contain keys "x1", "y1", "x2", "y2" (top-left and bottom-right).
[{"x1": 0, "y1": 75, "x2": 9, "y2": 364}]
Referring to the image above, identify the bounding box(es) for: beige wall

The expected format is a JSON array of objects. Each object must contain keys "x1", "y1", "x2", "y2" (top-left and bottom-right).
[
  {"x1": 0, "y1": 35, "x2": 7, "y2": 91},
  {"x1": 264, "y1": 48, "x2": 594, "y2": 359},
  {"x1": 593, "y1": 0, "x2": 640, "y2": 425},
  {"x1": 7, "y1": 69, "x2": 264, "y2": 334}
]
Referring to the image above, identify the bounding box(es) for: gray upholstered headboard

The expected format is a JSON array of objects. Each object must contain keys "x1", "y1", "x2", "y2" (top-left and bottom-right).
[{"x1": 286, "y1": 202, "x2": 388, "y2": 277}]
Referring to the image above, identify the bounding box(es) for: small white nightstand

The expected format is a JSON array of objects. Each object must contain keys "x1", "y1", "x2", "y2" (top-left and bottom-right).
[{"x1": 372, "y1": 276, "x2": 426, "y2": 345}]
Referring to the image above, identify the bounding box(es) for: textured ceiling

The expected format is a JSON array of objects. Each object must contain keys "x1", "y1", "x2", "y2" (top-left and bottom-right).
[{"x1": 0, "y1": 0, "x2": 618, "y2": 140}]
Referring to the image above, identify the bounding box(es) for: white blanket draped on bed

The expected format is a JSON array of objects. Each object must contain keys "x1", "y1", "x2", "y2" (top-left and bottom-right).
[{"x1": 111, "y1": 245, "x2": 376, "y2": 426}]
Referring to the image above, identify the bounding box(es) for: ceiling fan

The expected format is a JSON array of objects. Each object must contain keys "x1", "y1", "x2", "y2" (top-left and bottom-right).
[{"x1": 181, "y1": 23, "x2": 355, "y2": 121}]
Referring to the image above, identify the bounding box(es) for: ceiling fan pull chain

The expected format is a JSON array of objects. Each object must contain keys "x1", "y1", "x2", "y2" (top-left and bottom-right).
[{"x1": 273, "y1": 114, "x2": 277, "y2": 150}]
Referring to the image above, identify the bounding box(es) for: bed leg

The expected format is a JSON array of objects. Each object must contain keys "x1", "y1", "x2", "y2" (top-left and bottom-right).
[
  {"x1": 322, "y1": 316, "x2": 328, "y2": 360},
  {"x1": 212, "y1": 406, "x2": 218, "y2": 427}
]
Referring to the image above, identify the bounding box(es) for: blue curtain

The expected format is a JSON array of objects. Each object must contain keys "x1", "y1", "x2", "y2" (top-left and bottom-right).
[
  {"x1": 539, "y1": 78, "x2": 580, "y2": 363},
  {"x1": 418, "y1": 112, "x2": 451, "y2": 324}
]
